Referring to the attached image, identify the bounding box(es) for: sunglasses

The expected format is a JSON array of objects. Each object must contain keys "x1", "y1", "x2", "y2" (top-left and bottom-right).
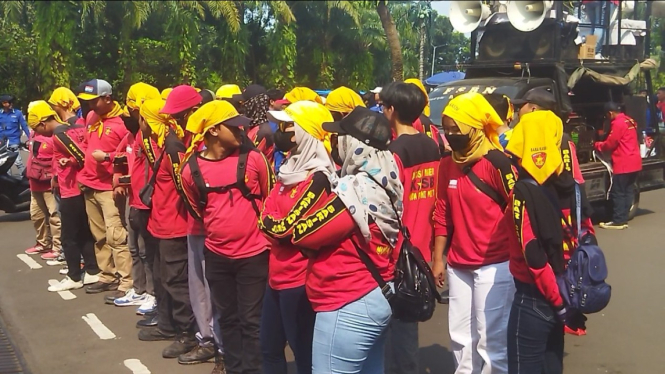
[{"x1": 278, "y1": 121, "x2": 294, "y2": 132}]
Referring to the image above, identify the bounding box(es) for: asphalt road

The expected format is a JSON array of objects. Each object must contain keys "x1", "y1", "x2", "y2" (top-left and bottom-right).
[{"x1": 0, "y1": 190, "x2": 664, "y2": 374}]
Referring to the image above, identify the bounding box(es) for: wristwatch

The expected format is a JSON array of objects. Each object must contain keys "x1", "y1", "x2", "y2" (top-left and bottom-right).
[{"x1": 104, "y1": 153, "x2": 111, "y2": 162}]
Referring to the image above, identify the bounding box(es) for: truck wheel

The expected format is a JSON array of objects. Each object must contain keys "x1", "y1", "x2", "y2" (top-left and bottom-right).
[{"x1": 628, "y1": 184, "x2": 640, "y2": 221}]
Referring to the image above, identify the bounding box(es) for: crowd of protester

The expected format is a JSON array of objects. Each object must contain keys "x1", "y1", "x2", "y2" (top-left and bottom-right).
[{"x1": 12, "y1": 76, "x2": 639, "y2": 374}]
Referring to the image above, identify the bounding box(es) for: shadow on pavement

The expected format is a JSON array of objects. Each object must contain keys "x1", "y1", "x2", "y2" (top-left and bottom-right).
[
  {"x1": 0, "y1": 212, "x2": 29, "y2": 222},
  {"x1": 420, "y1": 344, "x2": 455, "y2": 374}
]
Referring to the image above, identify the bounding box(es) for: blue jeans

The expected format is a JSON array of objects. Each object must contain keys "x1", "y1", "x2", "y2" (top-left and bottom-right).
[
  {"x1": 312, "y1": 286, "x2": 392, "y2": 374},
  {"x1": 507, "y1": 280, "x2": 564, "y2": 374},
  {"x1": 611, "y1": 172, "x2": 638, "y2": 224},
  {"x1": 260, "y1": 285, "x2": 315, "y2": 374}
]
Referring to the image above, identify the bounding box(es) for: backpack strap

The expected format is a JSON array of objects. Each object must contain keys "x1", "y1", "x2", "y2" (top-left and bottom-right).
[
  {"x1": 187, "y1": 152, "x2": 209, "y2": 217},
  {"x1": 235, "y1": 138, "x2": 263, "y2": 217},
  {"x1": 351, "y1": 239, "x2": 395, "y2": 300}
]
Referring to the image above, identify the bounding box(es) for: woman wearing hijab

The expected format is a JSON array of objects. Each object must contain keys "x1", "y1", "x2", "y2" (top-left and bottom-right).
[
  {"x1": 432, "y1": 92, "x2": 518, "y2": 374},
  {"x1": 258, "y1": 101, "x2": 336, "y2": 374},
  {"x1": 288, "y1": 106, "x2": 401, "y2": 374},
  {"x1": 504, "y1": 110, "x2": 573, "y2": 374},
  {"x1": 245, "y1": 89, "x2": 277, "y2": 170}
]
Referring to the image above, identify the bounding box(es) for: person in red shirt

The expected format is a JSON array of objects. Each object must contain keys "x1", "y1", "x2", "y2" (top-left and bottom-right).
[
  {"x1": 259, "y1": 101, "x2": 336, "y2": 374},
  {"x1": 378, "y1": 81, "x2": 439, "y2": 374},
  {"x1": 181, "y1": 101, "x2": 272, "y2": 374},
  {"x1": 24, "y1": 121, "x2": 62, "y2": 261},
  {"x1": 27, "y1": 100, "x2": 100, "y2": 292},
  {"x1": 594, "y1": 102, "x2": 642, "y2": 229},
  {"x1": 131, "y1": 99, "x2": 198, "y2": 360},
  {"x1": 504, "y1": 110, "x2": 578, "y2": 374},
  {"x1": 296, "y1": 107, "x2": 400, "y2": 373},
  {"x1": 431, "y1": 93, "x2": 516, "y2": 374},
  {"x1": 109, "y1": 82, "x2": 162, "y2": 313},
  {"x1": 76, "y1": 79, "x2": 133, "y2": 298}
]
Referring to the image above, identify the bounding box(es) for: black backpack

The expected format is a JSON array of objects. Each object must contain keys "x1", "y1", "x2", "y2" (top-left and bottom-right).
[
  {"x1": 186, "y1": 138, "x2": 263, "y2": 219},
  {"x1": 354, "y1": 176, "x2": 443, "y2": 323}
]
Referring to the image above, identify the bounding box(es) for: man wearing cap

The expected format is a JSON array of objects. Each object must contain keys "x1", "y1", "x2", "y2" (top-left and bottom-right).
[
  {"x1": 181, "y1": 100, "x2": 272, "y2": 374},
  {"x1": 0, "y1": 94, "x2": 29, "y2": 174},
  {"x1": 595, "y1": 102, "x2": 642, "y2": 229},
  {"x1": 76, "y1": 79, "x2": 133, "y2": 297},
  {"x1": 27, "y1": 101, "x2": 101, "y2": 291}
]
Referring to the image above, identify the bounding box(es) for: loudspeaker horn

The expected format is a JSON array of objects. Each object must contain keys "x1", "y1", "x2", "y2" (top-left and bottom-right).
[
  {"x1": 507, "y1": 1, "x2": 553, "y2": 32},
  {"x1": 450, "y1": 1, "x2": 491, "y2": 33}
]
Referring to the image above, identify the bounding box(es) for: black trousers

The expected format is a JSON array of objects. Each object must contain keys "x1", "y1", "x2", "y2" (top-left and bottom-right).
[
  {"x1": 128, "y1": 208, "x2": 158, "y2": 295},
  {"x1": 205, "y1": 249, "x2": 268, "y2": 374},
  {"x1": 60, "y1": 195, "x2": 98, "y2": 282},
  {"x1": 155, "y1": 237, "x2": 194, "y2": 335},
  {"x1": 611, "y1": 172, "x2": 638, "y2": 224}
]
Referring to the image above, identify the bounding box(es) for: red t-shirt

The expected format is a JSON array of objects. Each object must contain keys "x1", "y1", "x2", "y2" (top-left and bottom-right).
[
  {"x1": 28, "y1": 133, "x2": 54, "y2": 192},
  {"x1": 147, "y1": 133, "x2": 189, "y2": 239},
  {"x1": 289, "y1": 190, "x2": 395, "y2": 312},
  {"x1": 181, "y1": 148, "x2": 273, "y2": 259},
  {"x1": 78, "y1": 113, "x2": 129, "y2": 191},
  {"x1": 52, "y1": 119, "x2": 87, "y2": 198},
  {"x1": 433, "y1": 152, "x2": 516, "y2": 268},
  {"x1": 260, "y1": 173, "x2": 332, "y2": 290},
  {"x1": 389, "y1": 133, "x2": 441, "y2": 262}
]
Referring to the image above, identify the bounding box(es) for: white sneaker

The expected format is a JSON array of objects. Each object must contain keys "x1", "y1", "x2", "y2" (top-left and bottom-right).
[
  {"x1": 48, "y1": 277, "x2": 83, "y2": 292},
  {"x1": 114, "y1": 289, "x2": 147, "y2": 307},
  {"x1": 59, "y1": 267, "x2": 68, "y2": 275},
  {"x1": 82, "y1": 272, "x2": 100, "y2": 285},
  {"x1": 136, "y1": 294, "x2": 157, "y2": 315}
]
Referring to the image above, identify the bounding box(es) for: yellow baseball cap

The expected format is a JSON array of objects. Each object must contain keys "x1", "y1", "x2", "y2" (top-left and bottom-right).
[{"x1": 267, "y1": 101, "x2": 333, "y2": 151}]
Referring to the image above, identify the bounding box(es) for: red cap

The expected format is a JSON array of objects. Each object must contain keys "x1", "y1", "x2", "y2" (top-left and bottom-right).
[
  {"x1": 274, "y1": 99, "x2": 290, "y2": 106},
  {"x1": 161, "y1": 85, "x2": 203, "y2": 114}
]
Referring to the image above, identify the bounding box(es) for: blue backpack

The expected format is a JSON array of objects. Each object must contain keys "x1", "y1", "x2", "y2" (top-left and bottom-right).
[{"x1": 527, "y1": 180, "x2": 612, "y2": 314}]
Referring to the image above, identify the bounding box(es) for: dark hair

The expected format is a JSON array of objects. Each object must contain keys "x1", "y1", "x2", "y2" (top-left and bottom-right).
[
  {"x1": 603, "y1": 101, "x2": 621, "y2": 113},
  {"x1": 362, "y1": 92, "x2": 376, "y2": 108},
  {"x1": 199, "y1": 89, "x2": 215, "y2": 105},
  {"x1": 658, "y1": 87, "x2": 665, "y2": 93},
  {"x1": 483, "y1": 93, "x2": 510, "y2": 122},
  {"x1": 266, "y1": 89, "x2": 284, "y2": 101},
  {"x1": 379, "y1": 82, "x2": 426, "y2": 124}
]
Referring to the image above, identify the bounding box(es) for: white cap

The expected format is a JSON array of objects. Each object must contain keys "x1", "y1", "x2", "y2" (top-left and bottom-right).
[
  {"x1": 267, "y1": 110, "x2": 294, "y2": 124},
  {"x1": 370, "y1": 87, "x2": 382, "y2": 94}
]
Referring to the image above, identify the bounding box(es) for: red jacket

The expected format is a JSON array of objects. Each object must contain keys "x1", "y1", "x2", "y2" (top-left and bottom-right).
[
  {"x1": 78, "y1": 113, "x2": 130, "y2": 191},
  {"x1": 52, "y1": 118, "x2": 87, "y2": 198},
  {"x1": 260, "y1": 172, "x2": 330, "y2": 290},
  {"x1": 594, "y1": 113, "x2": 642, "y2": 175},
  {"x1": 434, "y1": 151, "x2": 516, "y2": 268},
  {"x1": 389, "y1": 132, "x2": 441, "y2": 262},
  {"x1": 181, "y1": 149, "x2": 273, "y2": 259}
]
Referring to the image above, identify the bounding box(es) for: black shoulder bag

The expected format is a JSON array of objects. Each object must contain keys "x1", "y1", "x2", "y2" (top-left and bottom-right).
[
  {"x1": 353, "y1": 175, "x2": 443, "y2": 323},
  {"x1": 138, "y1": 150, "x2": 165, "y2": 209}
]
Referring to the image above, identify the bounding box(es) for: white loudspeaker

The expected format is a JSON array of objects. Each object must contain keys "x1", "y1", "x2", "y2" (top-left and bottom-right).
[
  {"x1": 450, "y1": 1, "x2": 491, "y2": 33},
  {"x1": 507, "y1": 1, "x2": 553, "y2": 32},
  {"x1": 652, "y1": 1, "x2": 665, "y2": 18}
]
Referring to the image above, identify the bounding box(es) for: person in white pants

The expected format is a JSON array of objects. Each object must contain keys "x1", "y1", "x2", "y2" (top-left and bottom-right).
[{"x1": 432, "y1": 92, "x2": 519, "y2": 373}]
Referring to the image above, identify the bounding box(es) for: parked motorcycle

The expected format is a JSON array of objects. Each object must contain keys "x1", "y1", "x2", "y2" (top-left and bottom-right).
[{"x1": 0, "y1": 143, "x2": 30, "y2": 213}]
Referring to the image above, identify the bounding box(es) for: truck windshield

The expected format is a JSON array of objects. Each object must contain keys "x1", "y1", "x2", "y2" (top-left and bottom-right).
[{"x1": 429, "y1": 85, "x2": 521, "y2": 126}]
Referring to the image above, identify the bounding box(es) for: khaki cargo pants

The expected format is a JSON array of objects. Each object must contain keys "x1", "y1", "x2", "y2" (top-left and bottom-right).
[
  {"x1": 84, "y1": 189, "x2": 133, "y2": 291},
  {"x1": 30, "y1": 191, "x2": 61, "y2": 251}
]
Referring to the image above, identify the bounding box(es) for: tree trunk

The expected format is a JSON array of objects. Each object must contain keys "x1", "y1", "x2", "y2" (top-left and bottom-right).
[
  {"x1": 376, "y1": 1, "x2": 403, "y2": 82},
  {"x1": 419, "y1": 21, "x2": 426, "y2": 80}
]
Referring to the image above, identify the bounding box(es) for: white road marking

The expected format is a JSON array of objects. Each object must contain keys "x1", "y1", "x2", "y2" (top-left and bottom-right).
[
  {"x1": 47, "y1": 279, "x2": 77, "y2": 300},
  {"x1": 16, "y1": 254, "x2": 42, "y2": 269},
  {"x1": 123, "y1": 359, "x2": 151, "y2": 374},
  {"x1": 82, "y1": 313, "x2": 116, "y2": 340}
]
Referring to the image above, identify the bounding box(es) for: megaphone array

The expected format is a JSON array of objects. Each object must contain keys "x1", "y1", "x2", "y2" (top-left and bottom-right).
[{"x1": 449, "y1": 1, "x2": 492, "y2": 34}]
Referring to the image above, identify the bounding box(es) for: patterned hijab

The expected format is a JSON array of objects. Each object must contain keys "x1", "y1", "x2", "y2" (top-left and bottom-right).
[
  {"x1": 329, "y1": 135, "x2": 403, "y2": 247},
  {"x1": 244, "y1": 93, "x2": 270, "y2": 127}
]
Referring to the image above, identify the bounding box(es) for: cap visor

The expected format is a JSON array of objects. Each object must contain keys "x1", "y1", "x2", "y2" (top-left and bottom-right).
[
  {"x1": 267, "y1": 110, "x2": 294, "y2": 124},
  {"x1": 322, "y1": 121, "x2": 347, "y2": 134},
  {"x1": 274, "y1": 99, "x2": 290, "y2": 106},
  {"x1": 511, "y1": 99, "x2": 527, "y2": 107},
  {"x1": 159, "y1": 102, "x2": 181, "y2": 115},
  {"x1": 77, "y1": 93, "x2": 100, "y2": 101},
  {"x1": 223, "y1": 114, "x2": 252, "y2": 127}
]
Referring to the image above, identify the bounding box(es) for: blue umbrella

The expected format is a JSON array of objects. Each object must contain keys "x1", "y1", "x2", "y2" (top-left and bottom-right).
[{"x1": 425, "y1": 71, "x2": 466, "y2": 86}]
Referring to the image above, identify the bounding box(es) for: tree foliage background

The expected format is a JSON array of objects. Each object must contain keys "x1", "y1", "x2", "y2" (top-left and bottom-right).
[{"x1": 0, "y1": 0, "x2": 468, "y2": 109}]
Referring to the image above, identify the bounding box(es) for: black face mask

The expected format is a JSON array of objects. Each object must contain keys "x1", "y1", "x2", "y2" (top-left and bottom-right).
[
  {"x1": 446, "y1": 133, "x2": 470, "y2": 152},
  {"x1": 122, "y1": 116, "x2": 140, "y2": 135},
  {"x1": 331, "y1": 147, "x2": 344, "y2": 166},
  {"x1": 273, "y1": 130, "x2": 296, "y2": 152}
]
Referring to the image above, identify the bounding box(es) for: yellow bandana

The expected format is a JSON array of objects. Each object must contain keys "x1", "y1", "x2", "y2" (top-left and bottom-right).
[
  {"x1": 48, "y1": 87, "x2": 81, "y2": 112},
  {"x1": 324, "y1": 87, "x2": 365, "y2": 114},
  {"x1": 284, "y1": 87, "x2": 323, "y2": 104},
  {"x1": 140, "y1": 99, "x2": 182, "y2": 148}
]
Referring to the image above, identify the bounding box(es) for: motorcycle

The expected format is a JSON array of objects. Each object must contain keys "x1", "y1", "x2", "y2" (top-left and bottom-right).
[{"x1": 0, "y1": 142, "x2": 30, "y2": 213}]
